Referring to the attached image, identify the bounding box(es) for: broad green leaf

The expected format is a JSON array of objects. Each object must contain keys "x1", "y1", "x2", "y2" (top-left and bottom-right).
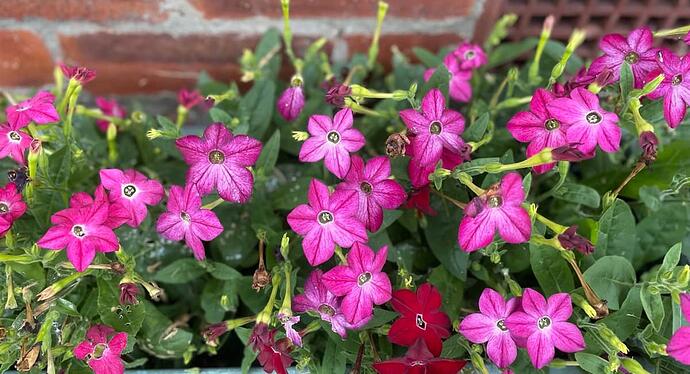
[
  {"x1": 320, "y1": 337, "x2": 347, "y2": 374},
  {"x1": 623, "y1": 139, "x2": 690, "y2": 197},
  {"x1": 139, "y1": 301, "x2": 193, "y2": 359},
  {"x1": 596, "y1": 199, "x2": 637, "y2": 259},
  {"x1": 206, "y1": 261, "x2": 242, "y2": 280},
  {"x1": 636, "y1": 202, "x2": 690, "y2": 266},
  {"x1": 575, "y1": 352, "x2": 610, "y2": 374},
  {"x1": 429, "y1": 266, "x2": 465, "y2": 321},
  {"x1": 599, "y1": 286, "x2": 642, "y2": 340},
  {"x1": 583, "y1": 256, "x2": 636, "y2": 310},
  {"x1": 487, "y1": 38, "x2": 538, "y2": 69},
  {"x1": 242, "y1": 79, "x2": 276, "y2": 139},
  {"x1": 209, "y1": 107, "x2": 232, "y2": 124},
  {"x1": 420, "y1": 64, "x2": 450, "y2": 99},
  {"x1": 658, "y1": 243, "x2": 683, "y2": 279},
  {"x1": 641, "y1": 284, "x2": 665, "y2": 331},
  {"x1": 424, "y1": 204, "x2": 468, "y2": 280},
  {"x1": 620, "y1": 62, "x2": 634, "y2": 101},
  {"x1": 412, "y1": 47, "x2": 442, "y2": 67},
  {"x1": 97, "y1": 278, "x2": 145, "y2": 335},
  {"x1": 464, "y1": 113, "x2": 490, "y2": 142},
  {"x1": 553, "y1": 182, "x2": 600, "y2": 208},
  {"x1": 153, "y1": 258, "x2": 207, "y2": 284},
  {"x1": 255, "y1": 130, "x2": 281, "y2": 175},
  {"x1": 529, "y1": 243, "x2": 574, "y2": 295}
]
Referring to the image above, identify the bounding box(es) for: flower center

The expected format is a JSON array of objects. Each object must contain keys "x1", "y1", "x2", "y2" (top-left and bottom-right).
[
  {"x1": 586, "y1": 111, "x2": 602, "y2": 124},
  {"x1": 7, "y1": 131, "x2": 21, "y2": 142},
  {"x1": 672, "y1": 74, "x2": 683, "y2": 86},
  {"x1": 16, "y1": 104, "x2": 31, "y2": 112},
  {"x1": 487, "y1": 195, "x2": 502, "y2": 208},
  {"x1": 415, "y1": 313, "x2": 427, "y2": 330},
  {"x1": 92, "y1": 343, "x2": 107, "y2": 359},
  {"x1": 624, "y1": 51, "x2": 639, "y2": 64},
  {"x1": 496, "y1": 319, "x2": 508, "y2": 332},
  {"x1": 180, "y1": 211, "x2": 191, "y2": 222},
  {"x1": 72, "y1": 225, "x2": 86, "y2": 238},
  {"x1": 357, "y1": 272, "x2": 372, "y2": 286},
  {"x1": 317, "y1": 211, "x2": 334, "y2": 225},
  {"x1": 327, "y1": 131, "x2": 341, "y2": 144},
  {"x1": 411, "y1": 360, "x2": 426, "y2": 366},
  {"x1": 208, "y1": 150, "x2": 225, "y2": 164},
  {"x1": 464, "y1": 50, "x2": 476, "y2": 60},
  {"x1": 538, "y1": 316, "x2": 552, "y2": 330},
  {"x1": 318, "y1": 303, "x2": 336, "y2": 316},
  {"x1": 544, "y1": 118, "x2": 560, "y2": 131},
  {"x1": 429, "y1": 120, "x2": 442, "y2": 135},
  {"x1": 0, "y1": 203, "x2": 8, "y2": 214},
  {"x1": 122, "y1": 184, "x2": 137, "y2": 198},
  {"x1": 360, "y1": 181, "x2": 373, "y2": 194}
]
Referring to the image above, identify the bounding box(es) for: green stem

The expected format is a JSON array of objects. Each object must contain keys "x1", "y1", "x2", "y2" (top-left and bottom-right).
[
  {"x1": 280, "y1": 0, "x2": 298, "y2": 67},
  {"x1": 528, "y1": 15, "x2": 553, "y2": 84},
  {"x1": 176, "y1": 105, "x2": 187, "y2": 129},
  {"x1": 201, "y1": 197, "x2": 225, "y2": 210},
  {"x1": 257, "y1": 272, "x2": 282, "y2": 324},
  {"x1": 76, "y1": 106, "x2": 129, "y2": 127},
  {"x1": 484, "y1": 148, "x2": 553, "y2": 173},
  {"x1": 367, "y1": 1, "x2": 389, "y2": 70},
  {"x1": 548, "y1": 29, "x2": 586, "y2": 87},
  {"x1": 654, "y1": 25, "x2": 690, "y2": 37},
  {"x1": 279, "y1": 265, "x2": 292, "y2": 314},
  {"x1": 63, "y1": 85, "x2": 82, "y2": 138},
  {"x1": 57, "y1": 80, "x2": 78, "y2": 116},
  {"x1": 454, "y1": 172, "x2": 486, "y2": 196},
  {"x1": 531, "y1": 211, "x2": 568, "y2": 234}
]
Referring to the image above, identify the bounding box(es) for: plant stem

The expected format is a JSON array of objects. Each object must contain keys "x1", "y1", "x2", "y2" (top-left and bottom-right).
[
  {"x1": 367, "y1": 2, "x2": 389, "y2": 70},
  {"x1": 201, "y1": 197, "x2": 225, "y2": 210}
]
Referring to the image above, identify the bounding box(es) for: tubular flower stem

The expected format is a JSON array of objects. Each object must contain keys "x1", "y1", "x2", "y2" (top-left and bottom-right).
[
  {"x1": 367, "y1": 1, "x2": 389, "y2": 70},
  {"x1": 280, "y1": 0, "x2": 298, "y2": 67},
  {"x1": 549, "y1": 29, "x2": 587, "y2": 86},
  {"x1": 529, "y1": 15, "x2": 554, "y2": 84},
  {"x1": 278, "y1": 264, "x2": 293, "y2": 316},
  {"x1": 37, "y1": 270, "x2": 92, "y2": 301},
  {"x1": 75, "y1": 105, "x2": 129, "y2": 127},
  {"x1": 63, "y1": 85, "x2": 83, "y2": 138},
  {"x1": 343, "y1": 97, "x2": 384, "y2": 117},
  {"x1": 484, "y1": 147, "x2": 553, "y2": 173},
  {"x1": 654, "y1": 25, "x2": 690, "y2": 37},
  {"x1": 256, "y1": 272, "x2": 282, "y2": 325}
]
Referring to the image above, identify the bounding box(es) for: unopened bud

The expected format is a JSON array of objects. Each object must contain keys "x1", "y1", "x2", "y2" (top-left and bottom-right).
[
  {"x1": 600, "y1": 325, "x2": 629, "y2": 354},
  {"x1": 678, "y1": 265, "x2": 690, "y2": 286},
  {"x1": 131, "y1": 111, "x2": 146, "y2": 124},
  {"x1": 558, "y1": 225, "x2": 595, "y2": 255},
  {"x1": 621, "y1": 358, "x2": 650, "y2": 374},
  {"x1": 280, "y1": 233, "x2": 290, "y2": 260},
  {"x1": 119, "y1": 282, "x2": 140, "y2": 305},
  {"x1": 551, "y1": 144, "x2": 595, "y2": 162}
]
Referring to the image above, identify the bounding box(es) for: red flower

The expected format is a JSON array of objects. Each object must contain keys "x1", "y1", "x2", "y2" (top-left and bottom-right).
[
  {"x1": 404, "y1": 186, "x2": 436, "y2": 217},
  {"x1": 388, "y1": 283, "x2": 451, "y2": 357},
  {"x1": 249, "y1": 323, "x2": 293, "y2": 374},
  {"x1": 373, "y1": 339, "x2": 466, "y2": 374}
]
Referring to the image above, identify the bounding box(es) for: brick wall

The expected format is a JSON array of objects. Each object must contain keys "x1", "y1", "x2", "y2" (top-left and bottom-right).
[{"x1": 0, "y1": 0, "x2": 485, "y2": 95}]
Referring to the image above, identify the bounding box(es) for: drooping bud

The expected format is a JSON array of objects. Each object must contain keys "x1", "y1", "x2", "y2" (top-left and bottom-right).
[
  {"x1": 118, "y1": 282, "x2": 140, "y2": 305},
  {"x1": 639, "y1": 131, "x2": 658, "y2": 165},
  {"x1": 558, "y1": 225, "x2": 595, "y2": 255},
  {"x1": 551, "y1": 144, "x2": 595, "y2": 162},
  {"x1": 277, "y1": 77, "x2": 305, "y2": 121},
  {"x1": 177, "y1": 89, "x2": 204, "y2": 110},
  {"x1": 203, "y1": 322, "x2": 229, "y2": 346}
]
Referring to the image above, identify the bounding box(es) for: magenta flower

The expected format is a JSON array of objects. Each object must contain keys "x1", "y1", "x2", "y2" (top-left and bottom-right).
[
  {"x1": 0, "y1": 122, "x2": 32, "y2": 165},
  {"x1": 453, "y1": 42, "x2": 488, "y2": 70},
  {"x1": 685, "y1": 31, "x2": 690, "y2": 46},
  {"x1": 74, "y1": 325, "x2": 127, "y2": 374},
  {"x1": 156, "y1": 184, "x2": 223, "y2": 260},
  {"x1": 60, "y1": 63, "x2": 96, "y2": 83},
  {"x1": 336, "y1": 156, "x2": 406, "y2": 232},
  {"x1": 646, "y1": 50, "x2": 690, "y2": 128},
  {"x1": 37, "y1": 196, "x2": 120, "y2": 272},
  {"x1": 298, "y1": 108, "x2": 365, "y2": 178},
  {"x1": 176, "y1": 123, "x2": 262, "y2": 203},
  {"x1": 277, "y1": 313, "x2": 302, "y2": 347},
  {"x1": 0, "y1": 183, "x2": 27, "y2": 236},
  {"x1": 95, "y1": 97, "x2": 127, "y2": 133},
  {"x1": 459, "y1": 288, "x2": 521, "y2": 368},
  {"x1": 287, "y1": 179, "x2": 367, "y2": 266},
  {"x1": 589, "y1": 27, "x2": 659, "y2": 88},
  {"x1": 69, "y1": 186, "x2": 130, "y2": 230},
  {"x1": 547, "y1": 87, "x2": 621, "y2": 154},
  {"x1": 99, "y1": 169, "x2": 164, "y2": 228},
  {"x1": 458, "y1": 172, "x2": 531, "y2": 252},
  {"x1": 5, "y1": 91, "x2": 59, "y2": 128},
  {"x1": 178, "y1": 88, "x2": 205, "y2": 110},
  {"x1": 423, "y1": 56, "x2": 473, "y2": 103},
  {"x1": 407, "y1": 137, "x2": 469, "y2": 188},
  {"x1": 507, "y1": 88, "x2": 569, "y2": 174},
  {"x1": 668, "y1": 293, "x2": 690, "y2": 365},
  {"x1": 506, "y1": 289, "x2": 585, "y2": 369},
  {"x1": 277, "y1": 85, "x2": 305, "y2": 121},
  {"x1": 322, "y1": 243, "x2": 392, "y2": 325}
]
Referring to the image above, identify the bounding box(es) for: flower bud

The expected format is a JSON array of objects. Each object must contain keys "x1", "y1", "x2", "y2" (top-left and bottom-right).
[
  {"x1": 678, "y1": 265, "x2": 690, "y2": 286},
  {"x1": 323, "y1": 78, "x2": 352, "y2": 107},
  {"x1": 280, "y1": 233, "x2": 290, "y2": 260},
  {"x1": 600, "y1": 325, "x2": 629, "y2": 354},
  {"x1": 277, "y1": 77, "x2": 305, "y2": 121},
  {"x1": 203, "y1": 322, "x2": 229, "y2": 346},
  {"x1": 118, "y1": 282, "x2": 140, "y2": 305},
  {"x1": 639, "y1": 131, "x2": 658, "y2": 165},
  {"x1": 131, "y1": 111, "x2": 147, "y2": 124},
  {"x1": 558, "y1": 225, "x2": 595, "y2": 255},
  {"x1": 551, "y1": 144, "x2": 595, "y2": 162},
  {"x1": 177, "y1": 88, "x2": 204, "y2": 110},
  {"x1": 620, "y1": 357, "x2": 650, "y2": 374}
]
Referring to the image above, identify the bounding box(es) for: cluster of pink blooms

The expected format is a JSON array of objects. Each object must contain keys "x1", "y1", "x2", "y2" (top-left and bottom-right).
[{"x1": 424, "y1": 42, "x2": 487, "y2": 103}]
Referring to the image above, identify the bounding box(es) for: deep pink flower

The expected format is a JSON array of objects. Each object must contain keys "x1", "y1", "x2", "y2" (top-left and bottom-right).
[
  {"x1": 69, "y1": 185, "x2": 130, "y2": 230},
  {"x1": 507, "y1": 88, "x2": 569, "y2": 174},
  {"x1": 119, "y1": 282, "x2": 140, "y2": 305},
  {"x1": 298, "y1": 108, "x2": 365, "y2": 178},
  {"x1": 404, "y1": 185, "x2": 437, "y2": 216},
  {"x1": 506, "y1": 289, "x2": 585, "y2": 369},
  {"x1": 557, "y1": 225, "x2": 595, "y2": 255},
  {"x1": 156, "y1": 184, "x2": 223, "y2": 260},
  {"x1": 685, "y1": 31, "x2": 690, "y2": 46},
  {"x1": 176, "y1": 123, "x2": 262, "y2": 203},
  {"x1": 452, "y1": 42, "x2": 488, "y2": 70},
  {"x1": 249, "y1": 323, "x2": 293, "y2": 374},
  {"x1": 37, "y1": 195, "x2": 120, "y2": 272},
  {"x1": 0, "y1": 122, "x2": 32, "y2": 165},
  {"x1": 277, "y1": 85, "x2": 305, "y2": 121},
  {"x1": 668, "y1": 293, "x2": 690, "y2": 364},
  {"x1": 277, "y1": 313, "x2": 302, "y2": 347},
  {"x1": 322, "y1": 243, "x2": 392, "y2": 325},
  {"x1": 407, "y1": 136, "x2": 468, "y2": 188},
  {"x1": 5, "y1": 91, "x2": 59, "y2": 128},
  {"x1": 373, "y1": 339, "x2": 466, "y2": 374},
  {"x1": 287, "y1": 179, "x2": 367, "y2": 266},
  {"x1": 423, "y1": 56, "x2": 473, "y2": 103},
  {"x1": 459, "y1": 288, "x2": 521, "y2": 368},
  {"x1": 548, "y1": 87, "x2": 621, "y2": 154},
  {"x1": 336, "y1": 156, "x2": 406, "y2": 232},
  {"x1": 95, "y1": 97, "x2": 127, "y2": 133},
  {"x1": 646, "y1": 50, "x2": 690, "y2": 128},
  {"x1": 388, "y1": 283, "x2": 451, "y2": 357},
  {"x1": 0, "y1": 183, "x2": 27, "y2": 236},
  {"x1": 458, "y1": 172, "x2": 531, "y2": 252},
  {"x1": 177, "y1": 88, "x2": 204, "y2": 110},
  {"x1": 589, "y1": 27, "x2": 659, "y2": 88},
  {"x1": 99, "y1": 168, "x2": 165, "y2": 228},
  {"x1": 60, "y1": 63, "x2": 96, "y2": 84},
  {"x1": 74, "y1": 325, "x2": 127, "y2": 374}
]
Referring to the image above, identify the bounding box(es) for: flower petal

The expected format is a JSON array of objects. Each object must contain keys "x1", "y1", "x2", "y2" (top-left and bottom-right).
[
  {"x1": 479, "y1": 288, "x2": 508, "y2": 320},
  {"x1": 527, "y1": 331, "x2": 555, "y2": 369},
  {"x1": 551, "y1": 322, "x2": 585, "y2": 353},
  {"x1": 459, "y1": 313, "x2": 495, "y2": 343},
  {"x1": 487, "y1": 333, "x2": 518, "y2": 368}
]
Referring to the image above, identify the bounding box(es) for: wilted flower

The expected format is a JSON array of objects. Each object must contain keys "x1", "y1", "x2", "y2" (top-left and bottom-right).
[
  {"x1": 557, "y1": 225, "x2": 595, "y2": 255},
  {"x1": 589, "y1": 27, "x2": 659, "y2": 88},
  {"x1": 551, "y1": 143, "x2": 595, "y2": 162},
  {"x1": 60, "y1": 63, "x2": 96, "y2": 84},
  {"x1": 373, "y1": 339, "x2": 466, "y2": 374},
  {"x1": 646, "y1": 50, "x2": 690, "y2": 128},
  {"x1": 74, "y1": 325, "x2": 127, "y2": 374},
  {"x1": 119, "y1": 282, "x2": 140, "y2": 305},
  {"x1": 177, "y1": 88, "x2": 204, "y2": 110},
  {"x1": 203, "y1": 322, "x2": 229, "y2": 345},
  {"x1": 385, "y1": 132, "x2": 410, "y2": 158},
  {"x1": 95, "y1": 97, "x2": 127, "y2": 133},
  {"x1": 639, "y1": 131, "x2": 658, "y2": 164},
  {"x1": 5, "y1": 91, "x2": 59, "y2": 128},
  {"x1": 323, "y1": 78, "x2": 352, "y2": 107},
  {"x1": 668, "y1": 293, "x2": 690, "y2": 364}
]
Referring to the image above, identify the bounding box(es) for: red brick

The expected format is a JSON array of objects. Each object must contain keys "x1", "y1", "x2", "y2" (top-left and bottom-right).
[
  {"x1": 346, "y1": 33, "x2": 462, "y2": 67},
  {"x1": 0, "y1": 30, "x2": 54, "y2": 87},
  {"x1": 0, "y1": 0, "x2": 166, "y2": 23},
  {"x1": 190, "y1": 0, "x2": 475, "y2": 20}
]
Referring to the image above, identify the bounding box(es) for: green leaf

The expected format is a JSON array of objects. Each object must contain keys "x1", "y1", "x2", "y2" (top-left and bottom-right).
[
  {"x1": 320, "y1": 338, "x2": 347, "y2": 374},
  {"x1": 201, "y1": 279, "x2": 238, "y2": 323},
  {"x1": 242, "y1": 79, "x2": 276, "y2": 139},
  {"x1": 464, "y1": 113, "x2": 490, "y2": 142},
  {"x1": 553, "y1": 182, "x2": 600, "y2": 208},
  {"x1": 429, "y1": 266, "x2": 465, "y2": 320},
  {"x1": 209, "y1": 107, "x2": 232, "y2": 124},
  {"x1": 658, "y1": 243, "x2": 683, "y2": 279},
  {"x1": 255, "y1": 130, "x2": 281, "y2": 175},
  {"x1": 575, "y1": 352, "x2": 610, "y2": 374},
  {"x1": 583, "y1": 256, "x2": 636, "y2": 310},
  {"x1": 412, "y1": 47, "x2": 443, "y2": 67},
  {"x1": 623, "y1": 139, "x2": 690, "y2": 197},
  {"x1": 529, "y1": 243, "x2": 574, "y2": 294},
  {"x1": 361, "y1": 308, "x2": 397, "y2": 329},
  {"x1": 153, "y1": 258, "x2": 207, "y2": 284},
  {"x1": 139, "y1": 301, "x2": 193, "y2": 359},
  {"x1": 595, "y1": 199, "x2": 637, "y2": 259},
  {"x1": 487, "y1": 38, "x2": 539, "y2": 69},
  {"x1": 420, "y1": 65, "x2": 450, "y2": 99},
  {"x1": 636, "y1": 202, "x2": 690, "y2": 266},
  {"x1": 97, "y1": 278, "x2": 145, "y2": 335},
  {"x1": 205, "y1": 261, "x2": 242, "y2": 280},
  {"x1": 620, "y1": 62, "x2": 634, "y2": 101},
  {"x1": 599, "y1": 286, "x2": 642, "y2": 340},
  {"x1": 641, "y1": 284, "x2": 665, "y2": 331},
  {"x1": 424, "y1": 204, "x2": 468, "y2": 280}
]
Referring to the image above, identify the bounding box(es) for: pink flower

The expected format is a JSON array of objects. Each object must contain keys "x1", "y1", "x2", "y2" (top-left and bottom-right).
[
  {"x1": 452, "y1": 42, "x2": 488, "y2": 70},
  {"x1": 287, "y1": 179, "x2": 367, "y2": 266},
  {"x1": 0, "y1": 122, "x2": 32, "y2": 165},
  {"x1": 298, "y1": 108, "x2": 365, "y2": 178},
  {"x1": 37, "y1": 196, "x2": 120, "y2": 272},
  {"x1": 74, "y1": 325, "x2": 127, "y2": 374},
  {"x1": 589, "y1": 27, "x2": 659, "y2": 88},
  {"x1": 423, "y1": 56, "x2": 474, "y2": 103},
  {"x1": 277, "y1": 313, "x2": 302, "y2": 347},
  {"x1": 685, "y1": 31, "x2": 690, "y2": 46},
  {"x1": 277, "y1": 85, "x2": 305, "y2": 121},
  {"x1": 336, "y1": 156, "x2": 406, "y2": 232},
  {"x1": 5, "y1": 91, "x2": 59, "y2": 128},
  {"x1": 156, "y1": 184, "x2": 223, "y2": 260},
  {"x1": 646, "y1": 50, "x2": 690, "y2": 128},
  {"x1": 668, "y1": 293, "x2": 690, "y2": 365},
  {"x1": 407, "y1": 137, "x2": 469, "y2": 188},
  {"x1": 458, "y1": 172, "x2": 531, "y2": 252},
  {"x1": 459, "y1": 288, "x2": 521, "y2": 368},
  {"x1": 60, "y1": 63, "x2": 96, "y2": 84},
  {"x1": 507, "y1": 88, "x2": 569, "y2": 174},
  {"x1": 177, "y1": 88, "x2": 204, "y2": 110},
  {"x1": 69, "y1": 186, "x2": 130, "y2": 230},
  {"x1": 506, "y1": 289, "x2": 585, "y2": 369},
  {"x1": 322, "y1": 243, "x2": 392, "y2": 325},
  {"x1": 99, "y1": 168, "x2": 165, "y2": 228},
  {"x1": 176, "y1": 123, "x2": 262, "y2": 203},
  {"x1": 95, "y1": 97, "x2": 127, "y2": 133},
  {"x1": 0, "y1": 183, "x2": 27, "y2": 236},
  {"x1": 548, "y1": 87, "x2": 621, "y2": 154}
]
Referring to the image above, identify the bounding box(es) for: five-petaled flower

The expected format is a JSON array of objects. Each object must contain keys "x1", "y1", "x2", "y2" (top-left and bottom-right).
[
  {"x1": 249, "y1": 323, "x2": 293, "y2": 374},
  {"x1": 453, "y1": 42, "x2": 488, "y2": 71},
  {"x1": 68, "y1": 185, "x2": 130, "y2": 230},
  {"x1": 5, "y1": 91, "x2": 59, "y2": 128},
  {"x1": 176, "y1": 123, "x2": 262, "y2": 203},
  {"x1": 646, "y1": 50, "x2": 690, "y2": 128},
  {"x1": 287, "y1": 179, "x2": 367, "y2": 266},
  {"x1": 372, "y1": 339, "x2": 466, "y2": 374},
  {"x1": 60, "y1": 63, "x2": 97, "y2": 84},
  {"x1": 589, "y1": 27, "x2": 659, "y2": 88},
  {"x1": 95, "y1": 97, "x2": 127, "y2": 133},
  {"x1": 74, "y1": 325, "x2": 127, "y2": 374},
  {"x1": 668, "y1": 293, "x2": 690, "y2": 365},
  {"x1": 99, "y1": 168, "x2": 165, "y2": 228},
  {"x1": 0, "y1": 122, "x2": 32, "y2": 166},
  {"x1": 0, "y1": 183, "x2": 27, "y2": 237}
]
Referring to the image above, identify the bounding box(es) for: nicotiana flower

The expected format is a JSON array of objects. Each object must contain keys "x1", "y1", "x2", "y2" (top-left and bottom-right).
[
  {"x1": 507, "y1": 88, "x2": 569, "y2": 174},
  {"x1": 287, "y1": 179, "x2": 367, "y2": 266},
  {"x1": 424, "y1": 56, "x2": 473, "y2": 103},
  {"x1": 249, "y1": 323, "x2": 293, "y2": 374},
  {"x1": 37, "y1": 195, "x2": 120, "y2": 272},
  {"x1": 298, "y1": 108, "x2": 365, "y2": 178},
  {"x1": 373, "y1": 339, "x2": 466, "y2": 374},
  {"x1": 277, "y1": 81, "x2": 305, "y2": 121},
  {"x1": 404, "y1": 185, "x2": 437, "y2": 216},
  {"x1": 646, "y1": 50, "x2": 690, "y2": 128},
  {"x1": 459, "y1": 288, "x2": 521, "y2": 368},
  {"x1": 99, "y1": 168, "x2": 165, "y2": 227},
  {"x1": 506, "y1": 288, "x2": 585, "y2": 369},
  {"x1": 589, "y1": 27, "x2": 659, "y2": 87},
  {"x1": 5, "y1": 91, "x2": 59, "y2": 128},
  {"x1": 337, "y1": 156, "x2": 406, "y2": 232},
  {"x1": 156, "y1": 184, "x2": 223, "y2": 261},
  {"x1": 178, "y1": 88, "x2": 204, "y2": 110},
  {"x1": 458, "y1": 172, "x2": 531, "y2": 252},
  {"x1": 0, "y1": 122, "x2": 32, "y2": 165},
  {"x1": 60, "y1": 63, "x2": 96, "y2": 83},
  {"x1": 0, "y1": 183, "x2": 27, "y2": 236},
  {"x1": 176, "y1": 123, "x2": 262, "y2": 203},
  {"x1": 74, "y1": 325, "x2": 127, "y2": 374},
  {"x1": 452, "y1": 42, "x2": 488, "y2": 70},
  {"x1": 388, "y1": 283, "x2": 451, "y2": 357},
  {"x1": 407, "y1": 137, "x2": 470, "y2": 188},
  {"x1": 667, "y1": 293, "x2": 690, "y2": 365},
  {"x1": 277, "y1": 313, "x2": 302, "y2": 347},
  {"x1": 548, "y1": 87, "x2": 621, "y2": 154},
  {"x1": 322, "y1": 243, "x2": 392, "y2": 325},
  {"x1": 95, "y1": 97, "x2": 127, "y2": 133},
  {"x1": 69, "y1": 185, "x2": 130, "y2": 230}
]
